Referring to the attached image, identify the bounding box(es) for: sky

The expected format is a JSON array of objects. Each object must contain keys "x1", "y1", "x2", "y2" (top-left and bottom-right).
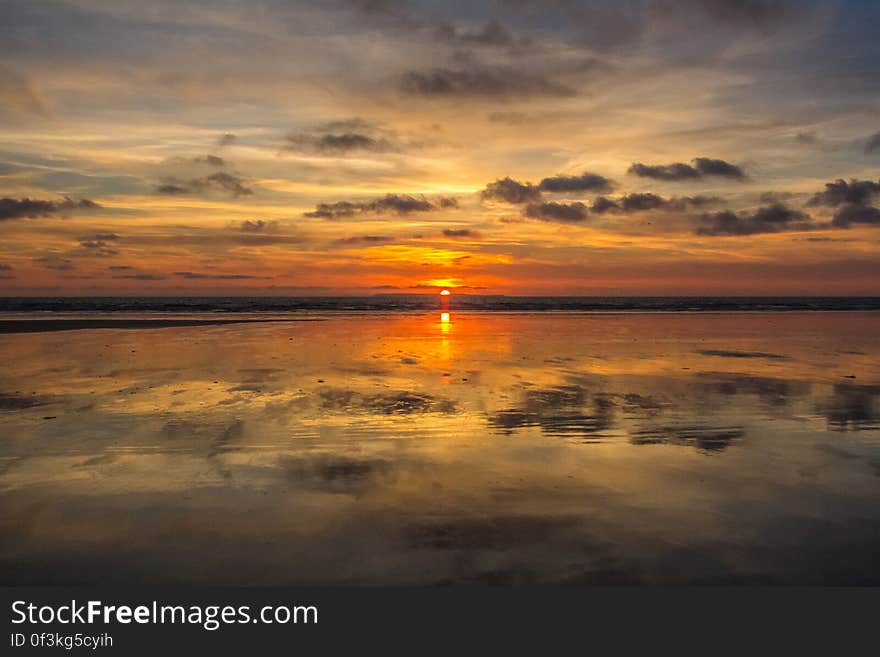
[{"x1": 1, "y1": 0, "x2": 879, "y2": 296}]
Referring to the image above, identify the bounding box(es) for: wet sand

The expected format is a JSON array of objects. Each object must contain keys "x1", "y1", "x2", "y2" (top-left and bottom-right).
[{"x1": 1, "y1": 311, "x2": 879, "y2": 585}]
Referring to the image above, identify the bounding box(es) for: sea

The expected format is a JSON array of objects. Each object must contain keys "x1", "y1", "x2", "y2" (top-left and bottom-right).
[{"x1": 1, "y1": 295, "x2": 879, "y2": 313}]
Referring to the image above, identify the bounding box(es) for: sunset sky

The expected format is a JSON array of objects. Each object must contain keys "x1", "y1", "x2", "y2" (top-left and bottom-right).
[{"x1": 1, "y1": 0, "x2": 879, "y2": 296}]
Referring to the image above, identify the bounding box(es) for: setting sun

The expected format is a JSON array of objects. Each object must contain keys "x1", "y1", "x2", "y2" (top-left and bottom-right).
[{"x1": 440, "y1": 289, "x2": 451, "y2": 296}]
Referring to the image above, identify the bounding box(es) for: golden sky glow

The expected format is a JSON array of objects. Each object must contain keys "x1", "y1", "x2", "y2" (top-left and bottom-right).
[{"x1": 0, "y1": 1, "x2": 879, "y2": 295}]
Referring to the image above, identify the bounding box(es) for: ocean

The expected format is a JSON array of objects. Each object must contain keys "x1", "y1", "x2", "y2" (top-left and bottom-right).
[{"x1": 1, "y1": 295, "x2": 880, "y2": 313}]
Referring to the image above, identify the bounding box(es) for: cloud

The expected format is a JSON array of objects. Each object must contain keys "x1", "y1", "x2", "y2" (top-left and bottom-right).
[
  {"x1": 696, "y1": 203, "x2": 813, "y2": 235},
  {"x1": 620, "y1": 193, "x2": 670, "y2": 211},
  {"x1": 590, "y1": 193, "x2": 719, "y2": 213},
  {"x1": 76, "y1": 234, "x2": 119, "y2": 256},
  {"x1": 0, "y1": 197, "x2": 100, "y2": 221},
  {"x1": 591, "y1": 196, "x2": 621, "y2": 214},
  {"x1": 481, "y1": 177, "x2": 541, "y2": 204},
  {"x1": 400, "y1": 66, "x2": 575, "y2": 99},
  {"x1": 795, "y1": 131, "x2": 818, "y2": 145},
  {"x1": 437, "y1": 19, "x2": 531, "y2": 49},
  {"x1": 759, "y1": 191, "x2": 795, "y2": 204},
  {"x1": 866, "y1": 131, "x2": 880, "y2": 154},
  {"x1": 286, "y1": 132, "x2": 395, "y2": 154},
  {"x1": 113, "y1": 272, "x2": 165, "y2": 280},
  {"x1": 442, "y1": 228, "x2": 480, "y2": 238},
  {"x1": 35, "y1": 255, "x2": 76, "y2": 270},
  {"x1": 192, "y1": 154, "x2": 226, "y2": 167},
  {"x1": 0, "y1": 263, "x2": 12, "y2": 278},
  {"x1": 832, "y1": 204, "x2": 880, "y2": 227},
  {"x1": 239, "y1": 219, "x2": 278, "y2": 232},
  {"x1": 524, "y1": 201, "x2": 589, "y2": 223},
  {"x1": 683, "y1": 0, "x2": 794, "y2": 29},
  {"x1": 628, "y1": 157, "x2": 745, "y2": 181},
  {"x1": 0, "y1": 65, "x2": 48, "y2": 119},
  {"x1": 216, "y1": 133, "x2": 237, "y2": 148},
  {"x1": 538, "y1": 172, "x2": 614, "y2": 193},
  {"x1": 284, "y1": 119, "x2": 413, "y2": 155},
  {"x1": 156, "y1": 172, "x2": 253, "y2": 197},
  {"x1": 807, "y1": 179, "x2": 880, "y2": 207},
  {"x1": 305, "y1": 194, "x2": 456, "y2": 218},
  {"x1": 692, "y1": 157, "x2": 746, "y2": 179},
  {"x1": 337, "y1": 235, "x2": 393, "y2": 244},
  {"x1": 172, "y1": 271, "x2": 270, "y2": 280},
  {"x1": 628, "y1": 162, "x2": 699, "y2": 181}
]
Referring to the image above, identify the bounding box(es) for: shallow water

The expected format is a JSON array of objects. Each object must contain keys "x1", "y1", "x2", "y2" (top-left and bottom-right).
[{"x1": 1, "y1": 311, "x2": 879, "y2": 584}]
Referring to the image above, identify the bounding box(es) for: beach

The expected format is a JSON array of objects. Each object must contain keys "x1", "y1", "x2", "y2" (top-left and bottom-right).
[{"x1": 1, "y1": 311, "x2": 879, "y2": 585}]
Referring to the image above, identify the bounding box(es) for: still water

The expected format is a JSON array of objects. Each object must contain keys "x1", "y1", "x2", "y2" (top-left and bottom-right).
[{"x1": 1, "y1": 312, "x2": 879, "y2": 584}]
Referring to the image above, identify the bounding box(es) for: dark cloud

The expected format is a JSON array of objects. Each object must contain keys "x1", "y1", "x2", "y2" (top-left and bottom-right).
[
  {"x1": 200, "y1": 172, "x2": 252, "y2": 197},
  {"x1": 590, "y1": 193, "x2": 718, "y2": 213},
  {"x1": 442, "y1": 228, "x2": 480, "y2": 238},
  {"x1": 338, "y1": 235, "x2": 393, "y2": 244},
  {"x1": 0, "y1": 197, "x2": 100, "y2": 221},
  {"x1": 591, "y1": 196, "x2": 621, "y2": 214},
  {"x1": 113, "y1": 273, "x2": 165, "y2": 281},
  {"x1": 864, "y1": 131, "x2": 880, "y2": 154},
  {"x1": 682, "y1": 0, "x2": 793, "y2": 29},
  {"x1": 367, "y1": 195, "x2": 435, "y2": 214},
  {"x1": 319, "y1": 118, "x2": 373, "y2": 132},
  {"x1": 697, "y1": 349, "x2": 787, "y2": 360},
  {"x1": 524, "y1": 201, "x2": 589, "y2": 223},
  {"x1": 305, "y1": 194, "x2": 456, "y2": 219},
  {"x1": 216, "y1": 133, "x2": 237, "y2": 148},
  {"x1": 628, "y1": 157, "x2": 745, "y2": 181},
  {"x1": 807, "y1": 179, "x2": 880, "y2": 207},
  {"x1": 400, "y1": 66, "x2": 575, "y2": 99},
  {"x1": 538, "y1": 172, "x2": 614, "y2": 193},
  {"x1": 0, "y1": 263, "x2": 12, "y2": 278},
  {"x1": 795, "y1": 131, "x2": 818, "y2": 145},
  {"x1": 305, "y1": 201, "x2": 360, "y2": 219},
  {"x1": 76, "y1": 235, "x2": 119, "y2": 256},
  {"x1": 286, "y1": 132, "x2": 395, "y2": 154},
  {"x1": 155, "y1": 182, "x2": 189, "y2": 195},
  {"x1": 693, "y1": 157, "x2": 746, "y2": 179},
  {"x1": 108, "y1": 265, "x2": 132, "y2": 271},
  {"x1": 156, "y1": 172, "x2": 253, "y2": 197},
  {"x1": 239, "y1": 219, "x2": 278, "y2": 232},
  {"x1": 284, "y1": 119, "x2": 407, "y2": 155},
  {"x1": 435, "y1": 19, "x2": 531, "y2": 49},
  {"x1": 759, "y1": 191, "x2": 795, "y2": 204},
  {"x1": 78, "y1": 232, "x2": 119, "y2": 243},
  {"x1": 172, "y1": 271, "x2": 269, "y2": 280},
  {"x1": 481, "y1": 177, "x2": 541, "y2": 204},
  {"x1": 193, "y1": 154, "x2": 226, "y2": 167},
  {"x1": 832, "y1": 204, "x2": 880, "y2": 228},
  {"x1": 35, "y1": 255, "x2": 75, "y2": 271},
  {"x1": 620, "y1": 193, "x2": 669, "y2": 212},
  {"x1": 696, "y1": 203, "x2": 813, "y2": 235},
  {"x1": 628, "y1": 162, "x2": 700, "y2": 181}
]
